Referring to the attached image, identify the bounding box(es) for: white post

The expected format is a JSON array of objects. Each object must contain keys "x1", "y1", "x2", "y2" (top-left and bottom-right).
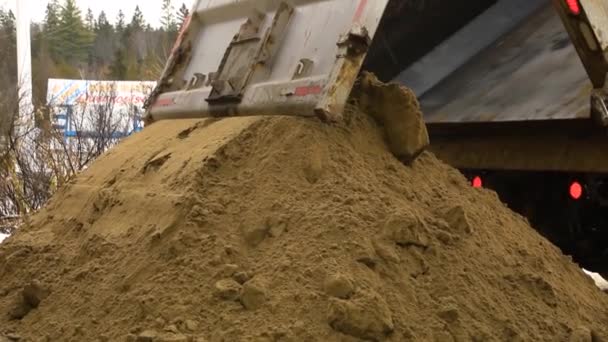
[{"x1": 15, "y1": 0, "x2": 34, "y2": 122}]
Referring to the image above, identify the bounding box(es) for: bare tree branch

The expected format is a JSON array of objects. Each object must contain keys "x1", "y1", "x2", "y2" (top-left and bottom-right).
[{"x1": 0, "y1": 80, "x2": 149, "y2": 234}]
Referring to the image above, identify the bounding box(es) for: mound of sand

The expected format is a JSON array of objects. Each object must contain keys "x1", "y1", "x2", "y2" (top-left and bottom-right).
[{"x1": 1, "y1": 97, "x2": 608, "y2": 341}]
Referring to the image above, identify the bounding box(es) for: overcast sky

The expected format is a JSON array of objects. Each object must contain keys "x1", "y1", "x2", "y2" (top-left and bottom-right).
[{"x1": 0, "y1": 0, "x2": 193, "y2": 27}]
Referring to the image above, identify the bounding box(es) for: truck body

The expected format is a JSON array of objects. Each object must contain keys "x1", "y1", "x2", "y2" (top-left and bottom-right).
[
  {"x1": 145, "y1": 0, "x2": 608, "y2": 275},
  {"x1": 396, "y1": 0, "x2": 608, "y2": 275}
]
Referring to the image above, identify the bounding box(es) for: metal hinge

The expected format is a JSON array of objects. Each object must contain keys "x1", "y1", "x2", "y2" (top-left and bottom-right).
[{"x1": 206, "y1": 2, "x2": 295, "y2": 105}]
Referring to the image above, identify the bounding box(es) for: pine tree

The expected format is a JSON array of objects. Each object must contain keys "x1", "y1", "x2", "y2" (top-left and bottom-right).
[
  {"x1": 42, "y1": 0, "x2": 61, "y2": 60},
  {"x1": 56, "y1": 0, "x2": 93, "y2": 65},
  {"x1": 0, "y1": 10, "x2": 16, "y2": 47},
  {"x1": 130, "y1": 6, "x2": 145, "y2": 31},
  {"x1": 161, "y1": 0, "x2": 177, "y2": 33},
  {"x1": 31, "y1": 23, "x2": 58, "y2": 107},
  {"x1": 0, "y1": 9, "x2": 17, "y2": 85},
  {"x1": 108, "y1": 47, "x2": 127, "y2": 80},
  {"x1": 0, "y1": 9, "x2": 16, "y2": 32},
  {"x1": 95, "y1": 11, "x2": 110, "y2": 32},
  {"x1": 43, "y1": 1, "x2": 60, "y2": 32},
  {"x1": 177, "y1": 3, "x2": 190, "y2": 29},
  {"x1": 92, "y1": 11, "x2": 115, "y2": 67},
  {"x1": 116, "y1": 10, "x2": 125, "y2": 33},
  {"x1": 85, "y1": 8, "x2": 95, "y2": 31},
  {"x1": 84, "y1": 8, "x2": 97, "y2": 70}
]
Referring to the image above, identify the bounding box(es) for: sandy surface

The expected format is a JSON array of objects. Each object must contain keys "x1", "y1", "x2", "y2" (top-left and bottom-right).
[{"x1": 1, "y1": 93, "x2": 608, "y2": 341}]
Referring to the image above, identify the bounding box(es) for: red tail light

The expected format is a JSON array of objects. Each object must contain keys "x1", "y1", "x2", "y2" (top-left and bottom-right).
[
  {"x1": 569, "y1": 181, "x2": 583, "y2": 200},
  {"x1": 566, "y1": 0, "x2": 581, "y2": 15},
  {"x1": 472, "y1": 176, "x2": 483, "y2": 188}
]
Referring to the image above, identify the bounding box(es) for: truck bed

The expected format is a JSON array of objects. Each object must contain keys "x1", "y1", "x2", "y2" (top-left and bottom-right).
[
  {"x1": 396, "y1": 3, "x2": 608, "y2": 173},
  {"x1": 419, "y1": 4, "x2": 592, "y2": 125}
]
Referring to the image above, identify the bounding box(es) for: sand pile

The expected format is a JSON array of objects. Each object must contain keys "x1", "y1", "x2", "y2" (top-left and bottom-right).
[{"x1": 1, "y1": 92, "x2": 608, "y2": 341}]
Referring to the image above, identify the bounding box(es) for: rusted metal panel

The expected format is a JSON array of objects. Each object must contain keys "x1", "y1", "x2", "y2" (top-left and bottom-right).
[
  {"x1": 421, "y1": 5, "x2": 593, "y2": 124},
  {"x1": 552, "y1": 0, "x2": 608, "y2": 92},
  {"x1": 146, "y1": 0, "x2": 390, "y2": 122},
  {"x1": 580, "y1": 0, "x2": 608, "y2": 52},
  {"x1": 431, "y1": 132, "x2": 608, "y2": 173}
]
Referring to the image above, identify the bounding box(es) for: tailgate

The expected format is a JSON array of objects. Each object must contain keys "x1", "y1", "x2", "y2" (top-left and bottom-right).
[{"x1": 146, "y1": 0, "x2": 389, "y2": 122}]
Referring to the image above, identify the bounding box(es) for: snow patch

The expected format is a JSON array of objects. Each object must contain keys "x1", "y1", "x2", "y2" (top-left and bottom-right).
[{"x1": 584, "y1": 269, "x2": 608, "y2": 291}]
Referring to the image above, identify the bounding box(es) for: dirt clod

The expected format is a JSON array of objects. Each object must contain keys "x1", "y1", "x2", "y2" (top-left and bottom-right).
[
  {"x1": 240, "y1": 222, "x2": 270, "y2": 247},
  {"x1": 163, "y1": 325, "x2": 178, "y2": 334},
  {"x1": 328, "y1": 289, "x2": 394, "y2": 341},
  {"x1": 214, "y1": 279, "x2": 241, "y2": 301},
  {"x1": 232, "y1": 271, "x2": 250, "y2": 285},
  {"x1": 5, "y1": 334, "x2": 20, "y2": 341},
  {"x1": 382, "y1": 210, "x2": 429, "y2": 248},
  {"x1": 159, "y1": 333, "x2": 188, "y2": 342},
  {"x1": 136, "y1": 330, "x2": 158, "y2": 342},
  {"x1": 323, "y1": 274, "x2": 355, "y2": 299},
  {"x1": 184, "y1": 319, "x2": 198, "y2": 332},
  {"x1": 570, "y1": 326, "x2": 593, "y2": 342},
  {"x1": 354, "y1": 71, "x2": 429, "y2": 163},
  {"x1": 240, "y1": 278, "x2": 267, "y2": 310},
  {"x1": 441, "y1": 204, "x2": 474, "y2": 234}
]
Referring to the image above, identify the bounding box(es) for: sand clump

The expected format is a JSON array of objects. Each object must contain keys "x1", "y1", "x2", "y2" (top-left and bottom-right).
[
  {"x1": 355, "y1": 72, "x2": 430, "y2": 164},
  {"x1": 0, "y1": 84, "x2": 608, "y2": 341}
]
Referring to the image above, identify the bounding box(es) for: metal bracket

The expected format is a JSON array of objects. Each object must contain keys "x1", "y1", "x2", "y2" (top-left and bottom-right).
[
  {"x1": 186, "y1": 73, "x2": 206, "y2": 90},
  {"x1": 293, "y1": 58, "x2": 315, "y2": 80},
  {"x1": 337, "y1": 25, "x2": 372, "y2": 57},
  {"x1": 591, "y1": 88, "x2": 608, "y2": 126},
  {"x1": 206, "y1": 2, "x2": 295, "y2": 105},
  {"x1": 315, "y1": 25, "x2": 372, "y2": 122}
]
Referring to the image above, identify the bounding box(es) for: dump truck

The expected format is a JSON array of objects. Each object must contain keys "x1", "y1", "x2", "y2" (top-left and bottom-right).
[{"x1": 144, "y1": 0, "x2": 608, "y2": 276}]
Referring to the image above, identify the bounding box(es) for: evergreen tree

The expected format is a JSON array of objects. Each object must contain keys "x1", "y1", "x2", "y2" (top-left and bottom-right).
[
  {"x1": 95, "y1": 11, "x2": 110, "y2": 32},
  {"x1": 161, "y1": 0, "x2": 177, "y2": 33},
  {"x1": 0, "y1": 9, "x2": 16, "y2": 50},
  {"x1": 31, "y1": 23, "x2": 58, "y2": 107},
  {"x1": 108, "y1": 48, "x2": 127, "y2": 80},
  {"x1": 84, "y1": 8, "x2": 97, "y2": 69},
  {"x1": 0, "y1": 9, "x2": 16, "y2": 33},
  {"x1": 115, "y1": 10, "x2": 125, "y2": 33},
  {"x1": 43, "y1": 1, "x2": 60, "y2": 32},
  {"x1": 0, "y1": 9, "x2": 17, "y2": 80},
  {"x1": 177, "y1": 3, "x2": 190, "y2": 29},
  {"x1": 56, "y1": 0, "x2": 93, "y2": 65},
  {"x1": 85, "y1": 8, "x2": 95, "y2": 31},
  {"x1": 0, "y1": 0, "x2": 176, "y2": 84},
  {"x1": 130, "y1": 6, "x2": 145, "y2": 31},
  {"x1": 92, "y1": 11, "x2": 115, "y2": 66},
  {"x1": 42, "y1": 0, "x2": 61, "y2": 60}
]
